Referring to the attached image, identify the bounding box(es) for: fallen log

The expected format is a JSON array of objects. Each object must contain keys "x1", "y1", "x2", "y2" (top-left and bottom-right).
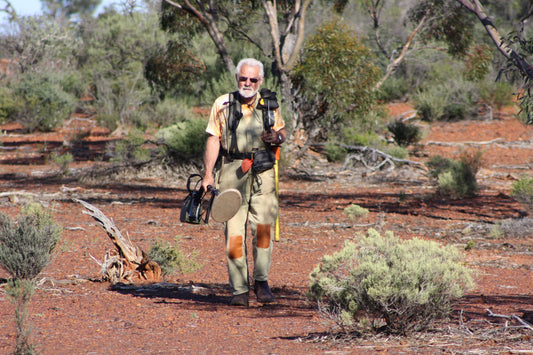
[{"x1": 73, "y1": 198, "x2": 161, "y2": 284}]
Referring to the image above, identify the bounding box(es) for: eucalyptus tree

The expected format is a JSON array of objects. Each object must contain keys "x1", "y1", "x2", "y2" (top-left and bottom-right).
[{"x1": 160, "y1": 0, "x2": 312, "y2": 129}]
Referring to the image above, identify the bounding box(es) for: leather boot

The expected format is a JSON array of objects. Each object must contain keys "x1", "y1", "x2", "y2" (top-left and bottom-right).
[
  {"x1": 254, "y1": 280, "x2": 274, "y2": 303},
  {"x1": 229, "y1": 292, "x2": 249, "y2": 307}
]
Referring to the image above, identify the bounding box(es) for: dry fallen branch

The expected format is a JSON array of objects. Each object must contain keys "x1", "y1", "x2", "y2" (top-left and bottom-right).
[
  {"x1": 73, "y1": 198, "x2": 161, "y2": 284},
  {"x1": 486, "y1": 309, "x2": 533, "y2": 331}
]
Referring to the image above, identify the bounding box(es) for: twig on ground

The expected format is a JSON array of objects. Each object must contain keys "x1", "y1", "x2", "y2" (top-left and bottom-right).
[{"x1": 486, "y1": 309, "x2": 533, "y2": 331}]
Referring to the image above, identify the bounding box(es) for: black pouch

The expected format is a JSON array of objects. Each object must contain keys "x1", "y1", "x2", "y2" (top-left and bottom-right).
[{"x1": 252, "y1": 149, "x2": 275, "y2": 173}]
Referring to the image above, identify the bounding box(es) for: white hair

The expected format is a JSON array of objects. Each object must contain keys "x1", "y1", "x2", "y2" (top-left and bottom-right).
[{"x1": 235, "y1": 58, "x2": 264, "y2": 78}]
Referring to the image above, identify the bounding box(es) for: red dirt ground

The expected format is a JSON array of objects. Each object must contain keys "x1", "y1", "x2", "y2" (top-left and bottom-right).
[{"x1": 0, "y1": 105, "x2": 532, "y2": 354}]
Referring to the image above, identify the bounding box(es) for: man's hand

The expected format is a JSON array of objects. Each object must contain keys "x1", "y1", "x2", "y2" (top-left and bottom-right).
[{"x1": 261, "y1": 130, "x2": 282, "y2": 144}]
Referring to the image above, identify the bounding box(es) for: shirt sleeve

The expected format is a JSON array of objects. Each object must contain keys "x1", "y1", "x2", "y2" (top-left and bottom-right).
[{"x1": 205, "y1": 94, "x2": 231, "y2": 137}]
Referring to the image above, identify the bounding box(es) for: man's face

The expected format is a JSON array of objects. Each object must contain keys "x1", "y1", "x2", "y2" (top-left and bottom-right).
[{"x1": 237, "y1": 64, "x2": 263, "y2": 99}]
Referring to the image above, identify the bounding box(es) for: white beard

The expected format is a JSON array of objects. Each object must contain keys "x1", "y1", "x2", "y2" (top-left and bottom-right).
[{"x1": 239, "y1": 86, "x2": 258, "y2": 99}]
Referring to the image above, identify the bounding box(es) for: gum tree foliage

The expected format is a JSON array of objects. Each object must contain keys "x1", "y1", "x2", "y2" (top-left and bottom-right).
[
  {"x1": 355, "y1": 0, "x2": 533, "y2": 122},
  {"x1": 77, "y1": 8, "x2": 170, "y2": 128},
  {"x1": 41, "y1": 0, "x2": 102, "y2": 18},
  {"x1": 0, "y1": 16, "x2": 84, "y2": 131},
  {"x1": 160, "y1": 0, "x2": 314, "y2": 137},
  {"x1": 291, "y1": 20, "x2": 380, "y2": 142}
]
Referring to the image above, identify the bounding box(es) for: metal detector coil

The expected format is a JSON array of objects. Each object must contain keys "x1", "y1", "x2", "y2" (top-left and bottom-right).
[{"x1": 180, "y1": 174, "x2": 241, "y2": 224}]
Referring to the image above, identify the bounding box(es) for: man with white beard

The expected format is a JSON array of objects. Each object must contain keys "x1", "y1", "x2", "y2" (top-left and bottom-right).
[{"x1": 201, "y1": 58, "x2": 287, "y2": 306}]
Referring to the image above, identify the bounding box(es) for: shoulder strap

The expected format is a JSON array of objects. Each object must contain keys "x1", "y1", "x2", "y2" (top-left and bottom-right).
[{"x1": 226, "y1": 91, "x2": 242, "y2": 154}]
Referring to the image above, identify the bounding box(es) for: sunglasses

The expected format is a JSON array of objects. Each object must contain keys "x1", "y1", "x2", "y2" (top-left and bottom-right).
[{"x1": 238, "y1": 76, "x2": 259, "y2": 83}]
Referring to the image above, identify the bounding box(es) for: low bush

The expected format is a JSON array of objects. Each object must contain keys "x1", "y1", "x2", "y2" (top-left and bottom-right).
[
  {"x1": 156, "y1": 118, "x2": 209, "y2": 161},
  {"x1": 0, "y1": 86, "x2": 22, "y2": 124},
  {"x1": 147, "y1": 238, "x2": 201, "y2": 276},
  {"x1": 491, "y1": 217, "x2": 533, "y2": 239},
  {"x1": 343, "y1": 204, "x2": 369, "y2": 220},
  {"x1": 325, "y1": 142, "x2": 347, "y2": 162},
  {"x1": 308, "y1": 228, "x2": 473, "y2": 334},
  {"x1": 387, "y1": 119, "x2": 422, "y2": 147},
  {"x1": 0, "y1": 203, "x2": 62, "y2": 280},
  {"x1": 9, "y1": 71, "x2": 77, "y2": 132},
  {"x1": 414, "y1": 79, "x2": 479, "y2": 122},
  {"x1": 427, "y1": 150, "x2": 482, "y2": 198},
  {"x1": 0, "y1": 203, "x2": 62, "y2": 354},
  {"x1": 50, "y1": 152, "x2": 74, "y2": 175},
  {"x1": 111, "y1": 128, "x2": 151, "y2": 165},
  {"x1": 510, "y1": 176, "x2": 533, "y2": 212}
]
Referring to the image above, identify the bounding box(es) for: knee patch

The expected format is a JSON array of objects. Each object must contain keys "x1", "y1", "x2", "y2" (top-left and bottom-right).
[
  {"x1": 256, "y1": 224, "x2": 271, "y2": 249},
  {"x1": 228, "y1": 235, "x2": 243, "y2": 259}
]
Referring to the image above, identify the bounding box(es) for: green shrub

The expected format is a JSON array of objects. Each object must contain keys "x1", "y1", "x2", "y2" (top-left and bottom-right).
[
  {"x1": 50, "y1": 152, "x2": 74, "y2": 174},
  {"x1": 510, "y1": 176, "x2": 533, "y2": 212},
  {"x1": 10, "y1": 71, "x2": 77, "y2": 132},
  {"x1": 414, "y1": 79, "x2": 479, "y2": 122},
  {"x1": 343, "y1": 204, "x2": 369, "y2": 220},
  {"x1": 156, "y1": 118, "x2": 208, "y2": 160},
  {"x1": 292, "y1": 19, "x2": 380, "y2": 140},
  {"x1": 342, "y1": 130, "x2": 381, "y2": 147},
  {"x1": 308, "y1": 228, "x2": 473, "y2": 334},
  {"x1": 0, "y1": 203, "x2": 62, "y2": 280},
  {"x1": 478, "y1": 81, "x2": 514, "y2": 110},
  {"x1": 376, "y1": 76, "x2": 409, "y2": 102},
  {"x1": 382, "y1": 145, "x2": 409, "y2": 160},
  {"x1": 147, "y1": 238, "x2": 201, "y2": 276},
  {"x1": 153, "y1": 97, "x2": 199, "y2": 128},
  {"x1": 387, "y1": 119, "x2": 422, "y2": 147},
  {"x1": 111, "y1": 128, "x2": 151, "y2": 165},
  {"x1": 0, "y1": 86, "x2": 23, "y2": 124},
  {"x1": 325, "y1": 142, "x2": 347, "y2": 162},
  {"x1": 414, "y1": 88, "x2": 446, "y2": 122},
  {"x1": 491, "y1": 217, "x2": 533, "y2": 239},
  {"x1": 427, "y1": 151, "x2": 482, "y2": 198},
  {"x1": 0, "y1": 203, "x2": 62, "y2": 354}
]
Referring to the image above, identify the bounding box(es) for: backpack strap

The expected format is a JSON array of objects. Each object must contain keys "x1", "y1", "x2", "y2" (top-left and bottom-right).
[{"x1": 226, "y1": 91, "x2": 242, "y2": 155}]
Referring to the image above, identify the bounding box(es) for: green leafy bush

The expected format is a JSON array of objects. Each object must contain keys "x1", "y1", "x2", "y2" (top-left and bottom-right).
[
  {"x1": 382, "y1": 145, "x2": 409, "y2": 160},
  {"x1": 387, "y1": 119, "x2": 422, "y2": 147},
  {"x1": 308, "y1": 229, "x2": 473, "y2": 334},
  {"x1": 414, "y1": 79, "x2": 479, "y2": 122},
  {"x1": 427, "y1": 151, "x2": 482, "y2": 198},
  {"x1": 156, "y1": 118, "x2": 208, "y2": 160},
  {"x1": 478, "y1": 81, "x2": 514, "y2": 111},
  {"x1": 0, "y1": 203, "x2": 62, "y2": 354},
  {"x1": 325, "y1": 142, "x2": 347, "y2": 162},
  {"x1": 510, "y1": 176, "x2": 533, "y2": 212},
  {"x1": 50, "y1": 152, "x2": 74, "y2": 175},
  {"x1": 0, "y1": 203, "x2": 62, "y2": 280},
  {"x1": 343, "y1": 204, "x2": 369, "y2": 220},
  {"x1": 147, "y1": 238, "x2": 201, "y2": 276},
  {"x1": 111, "y1": 128, "x2": 151, "y2": 165},
  {"x1": 9, "y1": 72, "x2": 77, "y2": 132},
  {"x1": 0, "y1": 86, "x2": 23, "y2": 124}
]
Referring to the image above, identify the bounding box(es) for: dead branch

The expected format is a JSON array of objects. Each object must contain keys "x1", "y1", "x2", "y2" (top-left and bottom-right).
[
  {"x1": 317, "y1": 143, "x2": 425, "y2": 172},
  {"x1": 424, "y1": 138, "x2": 504, "y2": 146},
  {"x1": 73, "y1": 198, "x2": 161, "y2": 283},
  {"x1": 486, "y1": 309, "x2": 533, "y2": 331}
]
